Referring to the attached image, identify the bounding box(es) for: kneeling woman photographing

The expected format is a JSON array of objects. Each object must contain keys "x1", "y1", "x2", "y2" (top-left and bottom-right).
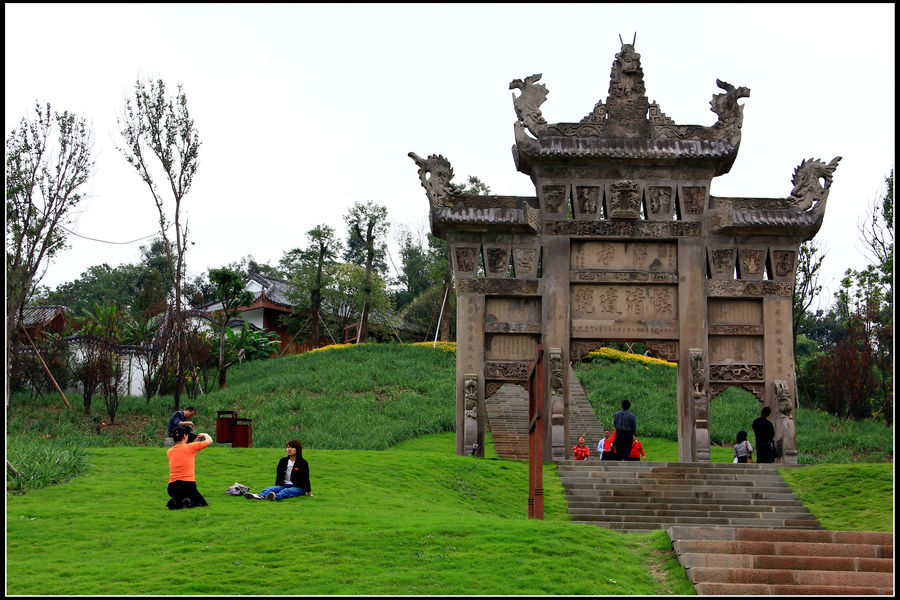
[{"x1": 166, "y1": 425, "x2": 213, "y2": 509}]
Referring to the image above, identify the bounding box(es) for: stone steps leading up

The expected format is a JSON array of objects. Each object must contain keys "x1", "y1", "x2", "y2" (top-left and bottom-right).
[{"x1": 668, "y1": 526, "x2": 894, "y2": 595}]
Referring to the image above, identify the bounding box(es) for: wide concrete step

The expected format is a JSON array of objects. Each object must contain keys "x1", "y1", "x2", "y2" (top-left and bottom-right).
[
  {"x1": 674, "y1": 540, "x2": 894, "y2": 559},
  {"x1": 694, "y1": 582, "x2": 893, "y2": 595},
  {"x1": 668, "y1": 526, "x2": 893, "y2": 546},
  {"x1": 687, "y1": 566, "x2": 893, "y2": 588},
  {"x1": 561, "y1": 482, "x2": 796, "y2": 495},
  {"x1": 558, "y1": 470, "x2": 789, "y2": 484},
  {"x1": 678, "y1": 552, "x2": 895, "y2": 572},
  {"x1": 565, "y1": 499, "x2": 809, "y2": 511},
  {"x1": 569, "y1": 507, "x2": 816, "y2": 520},
  {"x1": 574, "y1": 515, "x2": 817, "y2": 528}
]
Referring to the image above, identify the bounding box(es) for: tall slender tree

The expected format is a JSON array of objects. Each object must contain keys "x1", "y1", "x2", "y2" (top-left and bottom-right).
[
  {"x1": 117, "y1": 78, "x2": 200, "y2": 409},
  {"x1": 207, "y1": 268, "x2": 254, "y2": 389},
  {"x1": 6, "y1": 102, "x2": 94, "y2": 407},
  {"x1": 344, "y1": 201, "x2": 389, "y2": 343}
]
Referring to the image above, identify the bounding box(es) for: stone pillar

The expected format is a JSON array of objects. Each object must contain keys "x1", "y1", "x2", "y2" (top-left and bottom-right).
[
  {"x1": 764, "y1": 296, "x2": 797, "y2": 464},
  {"x1": 541, "y1": 236, "x2": 570, "y2": 460},
  {"x1": 677, "y1": 239, "x2": 708, "y2": 462},
  {"x1": 455, "y1": 292, "x2": 485, "y2": 456}
]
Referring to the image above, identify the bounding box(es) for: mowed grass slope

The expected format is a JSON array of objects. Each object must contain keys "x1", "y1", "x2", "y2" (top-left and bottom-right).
[{"x1": 6, "y1": 434, "x2": 694, "y2": 595}]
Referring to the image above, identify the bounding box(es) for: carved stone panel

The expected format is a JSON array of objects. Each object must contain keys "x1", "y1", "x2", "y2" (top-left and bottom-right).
[
  {"x1": 679, "y1": 185, "x2": 708, "y2": 218},
  {"x1": 546, "y1": 220, "x2": 702, "y2": 237},
  {"x1": 452, "y1": 245, "x2": 479, "y2": 277},
  {"x1": 606, "y1": 180, "x2": 642, "y2": 219},
  {"x1": 512, "y1": 246, "x2": 540, "y2": 278},
  {"x1": 574, "y1": 185, "x2": 602, "y2": 220},
  {"x1": 482, "y1": 236, "x2": 511, "y2": 279},
  {"x1": 484, "y1": 297, "x2": 542, "y2": 334},
  {"x1": 709, "y1": 363, "x2": 764, "y2": 382},
  {"x1": 540, "y1": 183, "x2": 569, "y2": 219},
  {"x1": 484, "y1": 333, "x2": 539, "y2": 361},
  {"x1": 484, "y1": 360, "x2": 533, "y2": 381},
  {"x1": 645, "y1": 184, "x2": 676, "y2": 221},
  {"x1": 707, "y1": 247, "x2": 736, "y2": 280},
  {"x1": 709, "y1": 336, "x2": 763, "y2": 364},
  {"x1": 738, "y1": 248, "x2": 766, "y2": 280},
  {"x1": 571, "y1": 284, "x2": 678, "y2": 338},
  {"x1": 770, "y1": 249, "x2": 796, "y2": 281},
  {"x1": 457, "y1": 278, "x2": 540, "y2": 295},
  {"x1": 570, "y1": 340, "x2": 605, "y2": 361},
  {"x1": 708, "y1": 299, "x2": 763, "y2": 336},
  {"x1": 706, "y1": 280, "x2": 792, "y2": 297},
  {"x1": 571, "y1": 241, "x2": 677, "y2": 271}
]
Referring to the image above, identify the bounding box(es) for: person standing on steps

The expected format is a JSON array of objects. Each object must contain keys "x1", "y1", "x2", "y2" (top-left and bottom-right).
[
  {"x1": 597, "y1": 429, "x2": 614, "y2": 460},
  {"x1": 572, "y1": 435, "x2": 590, "y2": 460},
  {"x1": 627, "y1": 437, "x2": 646, "y2": 461},
  {"x1": 733, "y1": 430, "x2": 753, "y2": 463},
  {"x1": 613, "y1": 400, "x2": 636, "y2": 461},
  {"x1": 752, "y1": 406, "x2": 776, "y2": 463}
]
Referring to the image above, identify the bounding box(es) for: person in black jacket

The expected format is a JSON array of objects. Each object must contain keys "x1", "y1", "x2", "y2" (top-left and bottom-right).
[
  {"x1": 245, "y1": 440, "x2": 312, "y2": 500},
  {"x1": 752, "y1": 406, "x2": 776, "y2": 463}
]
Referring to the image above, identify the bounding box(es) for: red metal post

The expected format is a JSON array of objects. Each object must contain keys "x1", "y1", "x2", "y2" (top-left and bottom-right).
[{"x1": 528, "y1": 345, "x2": 544, "y2": 519}]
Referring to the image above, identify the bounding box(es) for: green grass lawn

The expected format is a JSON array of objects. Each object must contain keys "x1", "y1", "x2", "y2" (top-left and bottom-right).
[
  {"x1": 6, "y1": 343, "x2": 894, "y2": 594},
  {"x1": 6, "y1": 433, "x2": 695, "y2": 595}
]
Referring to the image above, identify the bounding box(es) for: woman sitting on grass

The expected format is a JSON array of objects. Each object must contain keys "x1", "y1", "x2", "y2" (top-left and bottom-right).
[
  {"x1": 245, "y1": 439, "x2": 312, "y2": 501},
  {"x1": 166, "y1": 425, "x2": 213, "y2": 509}
]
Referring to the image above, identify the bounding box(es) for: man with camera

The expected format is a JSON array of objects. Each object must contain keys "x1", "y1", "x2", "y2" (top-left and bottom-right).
[{"x1": 167, "y1": 406, "x2": 198, "y2": 444}]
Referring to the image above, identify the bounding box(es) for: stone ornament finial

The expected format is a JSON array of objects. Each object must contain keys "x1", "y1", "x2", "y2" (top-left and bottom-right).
[
  {"x1": 408, "y1": 152, "x2": 456, "y2": 212},
  {"x1": 775, "y1": 380, "x2": 793, "y2": 417},
  {"x1": 710, "y1": 79, "x2": 750, "y2": 133},
  {"x1": 510, "y1": 73, "x2": 548, "y2": 137},
  {"x1": 788, "y1": 156, "x2": 842, "y2": 212}
]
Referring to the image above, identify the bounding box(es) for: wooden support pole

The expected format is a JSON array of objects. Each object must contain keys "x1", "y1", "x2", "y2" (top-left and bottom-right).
[{"x1": 19, "y1": 322, "x2": 71, "y2": 409}]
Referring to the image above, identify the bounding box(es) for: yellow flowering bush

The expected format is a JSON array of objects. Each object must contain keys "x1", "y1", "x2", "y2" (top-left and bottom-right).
[
  {"x1": 586, "y1": 347, "x2": 676, "y2": 368},
  {"x1": 306, "y1": 343, "x2": 356, "y2": 354},
  {"x1": 410, "y1": 341, "x2": 457, "y2": 353}
]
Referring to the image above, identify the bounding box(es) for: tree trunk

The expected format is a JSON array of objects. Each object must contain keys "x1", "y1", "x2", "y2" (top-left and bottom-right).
[{"x1": 359, "y1": 222, "x2": 375, "y2": 343}]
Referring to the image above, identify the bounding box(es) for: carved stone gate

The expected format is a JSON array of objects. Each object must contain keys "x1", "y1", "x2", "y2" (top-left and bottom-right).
[{"x1": 410, "y1": 40, "x2": 839, "y2": 463}]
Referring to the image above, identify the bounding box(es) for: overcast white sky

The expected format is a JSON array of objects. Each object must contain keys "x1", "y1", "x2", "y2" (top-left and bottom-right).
[{"x1": 5, "y1": 3, "x2": 895, "y2": 311}]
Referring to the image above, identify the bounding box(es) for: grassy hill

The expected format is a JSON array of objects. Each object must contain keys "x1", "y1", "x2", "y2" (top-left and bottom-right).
[{"x1": 5, "y1": 343, "x2": 893, "y2": 594}]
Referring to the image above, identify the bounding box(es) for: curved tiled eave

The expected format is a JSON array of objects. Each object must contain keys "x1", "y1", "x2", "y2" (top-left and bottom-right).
[{"x1": 530, "y1": 136, "x2": 736, "y2": 159}]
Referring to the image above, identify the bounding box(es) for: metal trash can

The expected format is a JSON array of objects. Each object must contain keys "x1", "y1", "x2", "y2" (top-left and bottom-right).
[
  {"x1": 232, "y1": 417, "x2": 253, "y2": 448},
  {"x1": 216, "y1": 410, "x2": 238, "y2": 443}
]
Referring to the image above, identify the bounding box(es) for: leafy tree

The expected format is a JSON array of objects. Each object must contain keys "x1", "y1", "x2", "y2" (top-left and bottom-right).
[
  {"x1": 118, "y1": 78, "x2": 201, "y2": 410},
  {"x1": 791, "y1": 240, "x2": 824, "y2": 404},
  {"x1": 344, "y1": 201, "x2": 390, "y2": 342},
  {"x1": 80, "y1": 301, "x2": 128, "y2": 424},
  {"x1": 6, "y1": 102, "x2": 94, "y2": 406},
  {"x1": 45, "y1": 262, "x2": 149, "y2": 316},
  {"x1": 207, "y1": 268, "x2": 255, "y2": 389}
]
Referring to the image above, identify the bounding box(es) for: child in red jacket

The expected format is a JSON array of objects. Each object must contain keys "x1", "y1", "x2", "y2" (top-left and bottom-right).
[
  {"x1": 572, "y1": 435, "x2": 590, "y2": 460},
  {"x1": 627, "y1": 438, "x2": 646, "y2": 461}
]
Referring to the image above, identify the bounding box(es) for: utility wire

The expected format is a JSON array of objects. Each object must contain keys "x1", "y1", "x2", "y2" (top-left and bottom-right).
[{"x1": 58, "y1": 222, "x2": 172, "y2": 245}]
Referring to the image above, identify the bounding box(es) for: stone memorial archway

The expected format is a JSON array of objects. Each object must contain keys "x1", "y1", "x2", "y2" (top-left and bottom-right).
[{"x1": 410, "y1": 40, "x2": 839, "y2": 463}]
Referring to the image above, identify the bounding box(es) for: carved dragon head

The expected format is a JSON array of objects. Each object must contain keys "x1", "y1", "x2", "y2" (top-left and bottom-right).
[
  {"x1": 408, "y1": 152, "x2": 456, "y2": 212},
  {"x1": 788, "y1": 156, "x2": 842, "y2": 212}
]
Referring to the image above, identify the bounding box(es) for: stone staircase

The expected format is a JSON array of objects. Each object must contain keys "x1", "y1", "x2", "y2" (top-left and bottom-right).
[
  {"x1": 484, "y1": 366, "x2": 605, "y2": 460},
  {"x1": 558, "y1": 461, "x2": 821, "y2": 532},
  {"x1": 669, "y1": 526, "x2": 894, "y2": 595}
]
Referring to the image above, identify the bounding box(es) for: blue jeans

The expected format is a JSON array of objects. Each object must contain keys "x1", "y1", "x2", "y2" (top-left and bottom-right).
[{"x1": 260, "y1": 485, "x2": 305, "y2": 500}]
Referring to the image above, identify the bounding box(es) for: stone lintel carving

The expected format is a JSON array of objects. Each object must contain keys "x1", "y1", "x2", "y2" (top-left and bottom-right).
[
  {"x1": 484, "y1": 360, "x2": 532, "y2": 381},
  {"x1": 484, "y1": 322, "x2": 542, "y2": 334},
  {"x1": 484, "y1": 380, "x2": 529, "y2": 399},
  {"x1": 706, "y1": 280, "x2": 792, "y2": 297},
  {"x1": 453, "y1": 246, "x2": 479, "y2": 275},
  {"x1": 679, "y1": 185, "x2": 707, "y2": 217},
  {"x1": 483, "y1": 242, "x2": 511, "y2": 278},
  {"x1": 546, "y1": 220, "x2": 701, "y2": 237},
  {"x1": 574, "y1": 185, "x2": 602, "y2": 218},
  {"x1": 456, "y1": 278, "x2": 539, "y2": 295},
  {"x1": 709, "y1": 323, "x2": 762, "y2": 335},
  {"x1": 464, "y1": 374, "x2": 478, "y2": 419},
  {"x1": 512, "y1": 246, "x2": 540, "y2": 277},
  {"x1": 570, "y1": 271, "x2": 678, "y2": 284},
  {"x1": 510, "y1": 73, "x2": 549, "y2": 137},
  {"x1": 709, "y1": 363, "x2": 764, "y2": 382},
  {"x1": 645, "y1": 184, "x2": 675, "y2": 221},
  {"x1": 540, "y1": 183, "x2": 569, "y2": 217}
]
